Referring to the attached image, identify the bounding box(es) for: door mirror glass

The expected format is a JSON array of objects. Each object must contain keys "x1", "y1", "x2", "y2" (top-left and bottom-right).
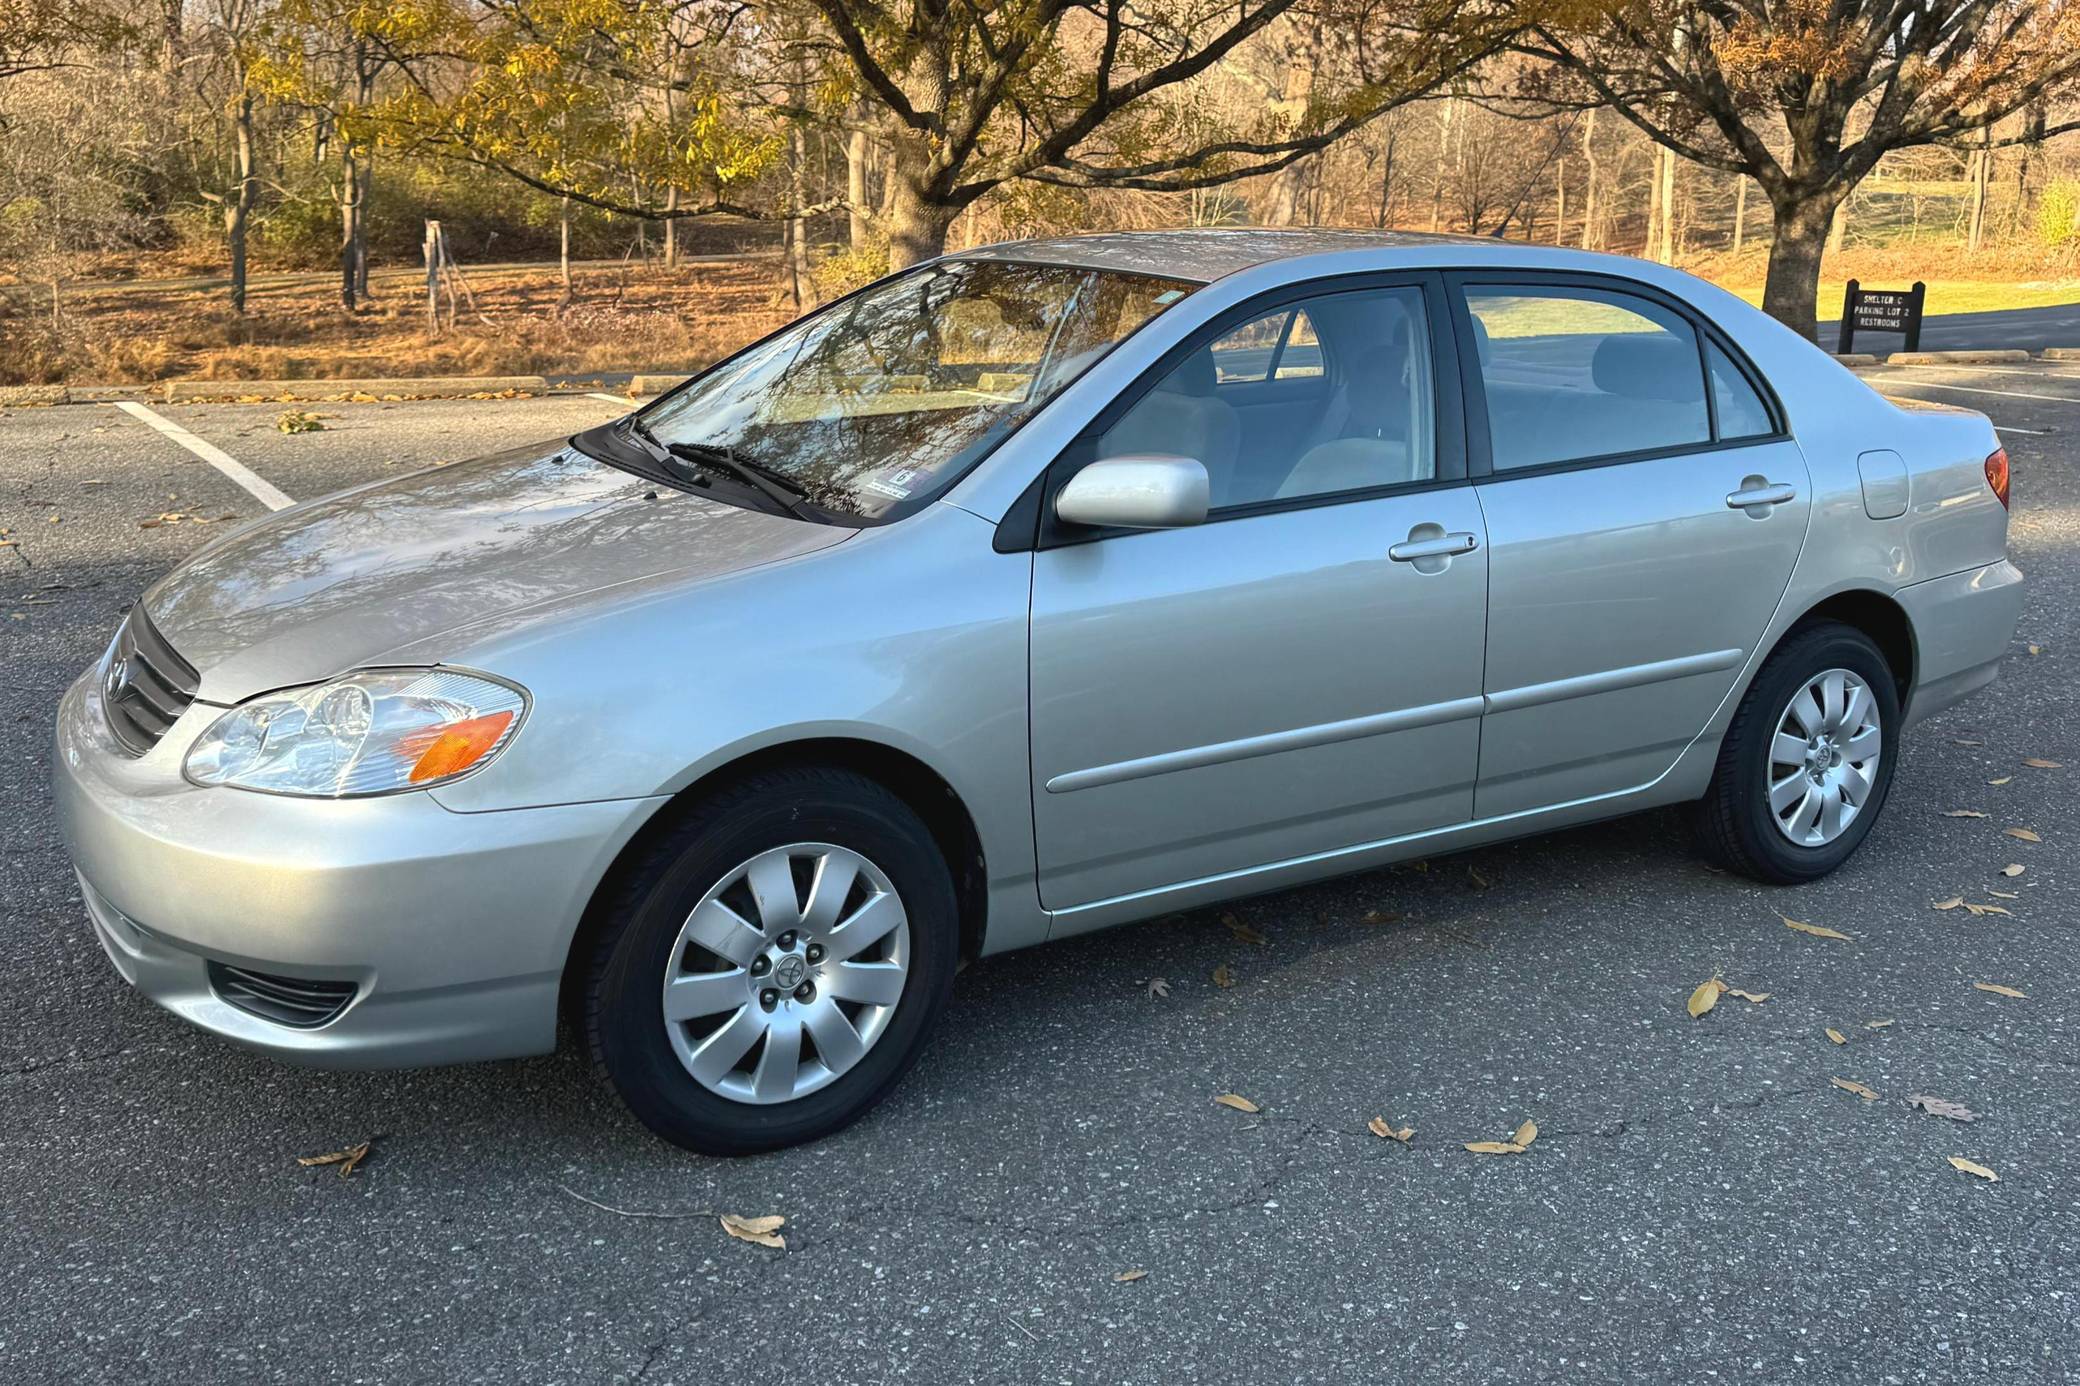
[{"x1": 1055, "y1": 455, "x2": 1210, "y2": 530}]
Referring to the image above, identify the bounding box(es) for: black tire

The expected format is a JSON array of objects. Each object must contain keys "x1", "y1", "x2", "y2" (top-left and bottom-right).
[
  {"x1": 1694, "y1": 621, "x2": 1902, "y2": 884},
  {"x1": 583, "y1": 766, "x2": 958, "y2": 1155}
]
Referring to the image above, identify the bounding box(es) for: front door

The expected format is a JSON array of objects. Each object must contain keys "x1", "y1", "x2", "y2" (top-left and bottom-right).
[
  {"x1": 1454, "y1": 277, "x2": 1812, "y2": 817},
  {"x1": 1026, "y1": 278, "x2": 1491, "y2": 911}
]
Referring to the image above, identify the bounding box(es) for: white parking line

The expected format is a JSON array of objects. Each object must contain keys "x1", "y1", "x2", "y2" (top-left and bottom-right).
[
  {"x1": 114, "y1": 401, "x2": 296, "y2": 511},
  {"x1": 1873, "y1": 378, "x2": 2080, "y2": 405}
]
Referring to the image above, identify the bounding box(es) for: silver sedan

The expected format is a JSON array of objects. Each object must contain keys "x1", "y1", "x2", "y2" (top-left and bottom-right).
[{"x1": 54, "y1": 230, "x2": 2023, "y2": 1153}]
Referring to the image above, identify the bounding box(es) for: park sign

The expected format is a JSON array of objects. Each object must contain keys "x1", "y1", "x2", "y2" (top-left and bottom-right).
[{"x1": 1836, "y1": 280, "x2": 1925, "y2": 355}]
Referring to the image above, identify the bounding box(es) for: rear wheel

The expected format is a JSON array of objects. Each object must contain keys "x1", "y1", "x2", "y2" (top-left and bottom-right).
[
  {"x1": 584, "y1": 767, "x2": 958, "y2": 1155},
  {"x1": 1695, "y1": 622, "x2": 1900, "y2": 883}
]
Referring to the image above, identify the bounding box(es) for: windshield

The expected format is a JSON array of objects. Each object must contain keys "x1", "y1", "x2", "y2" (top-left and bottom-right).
[{"x1": 639, "y1": 258, "x2": 1194, "y2": 522}]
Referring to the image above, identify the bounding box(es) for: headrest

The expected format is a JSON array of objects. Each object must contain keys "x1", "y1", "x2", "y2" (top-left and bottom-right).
[{"x1": 1590, "y1": 334, "x2": 1703, "y2": 403}]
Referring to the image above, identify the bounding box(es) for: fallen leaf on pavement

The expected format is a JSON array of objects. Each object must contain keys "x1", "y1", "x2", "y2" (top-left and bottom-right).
[
  {"x1": 1465, "y1": 1118, "x2": 1538, "y2": 1155},
  {"x1": 1825, "y1": 1028, "x2": 1847, "y2": 1045},
  {"x1": 1143, "y1": 977, "x2": 1171, "y2": 999},
  {"x1": 1361, "y1": 909, "x2": 1403, "y2": 925},
  {"x1": 1222, "y1": 913, "x2": 1267, "y2": 945},
  {"x1": 1783, "y1": 916, "x2": 1852, "y2": 941},
  {"x1": 1114, "y1": 1269, "x2": 1148, "y2": 1283},
  {"x1": 1726, "y1": 988, "x2": 1771, "y2": 1004},
  {"x1": 1974, "y1": 982, "x2": 2026, "y2": 999},
  {"x1": 1687, "y1": 978, "x2": 1725, "y2": 1017},
  {"x1": 1907, "y1": 1094, "x2": 1977, "y2": 1122},
  {"x1": 1942, "y1": 809, "x2": 1988, "y2": 818},
  {"x1": 1367, "y1": 1117, "x2": 1414, "y2": 1142},
  {"x1": 1831, "y1": 1077, "x2": 1880, "y2": 1101},
  {"x1": 719, "y1": 1214, "x2": 786, "y2": 1249},
  {"x1": 1866, "y1": 1018, "x2": 1895, "y2": 1030},
  {"x1": 1512, "y1": 1119, "x2": 1539, "y2": 1148},
  {"x1": 2001, "y1": 864, "x2": 2026, "y2": 877},
  {"x1": 297, "y1": 1140, "x2": 373, "y2": 1178},
  {"x1": 1989, "y1": 889, "x2": 2019, "y2": 899},
  {"x1": 1467, "y1": 867, "x2": 1490, "y2": 891},
  {"x1": 1953, "y1": 738, "x2": 1984, "y2": 747},
  {"x1": 1211, "y1": 964, "x2": 1235, "y2": 989},
  {"x1": 1947, "y1": 1156, "x2": 1999, "y2": 1183},
  {"x1": 1962, "y1": 902, "x2": 2013, "y2": 917},
  {"x1": 2022, "y1": 758, "x2": 2063, "y2": 769},
  {"x1": 1988, "y1": 776, "x2": 2013, "y2": 786},
  {"x1": 2005, "y1": 827, "x2": 2042, "y2": 842},
  {"x1": 1932, "y1": 897, "x2": 1965, "y2": 911},
  {"x1": 1214, "y1": 1093, "x2": 1260, "y2": 1114}
]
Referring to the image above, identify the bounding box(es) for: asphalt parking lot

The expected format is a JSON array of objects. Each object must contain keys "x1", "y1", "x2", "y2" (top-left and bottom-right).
[{"x1": 2, "y1": 367, "x2": 2075, "y2": 1383}]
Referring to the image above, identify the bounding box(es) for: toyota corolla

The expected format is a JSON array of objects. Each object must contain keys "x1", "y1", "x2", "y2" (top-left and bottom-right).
[{"x1": 54, "y1": 230, "x2": 2023, "y2": 1153}]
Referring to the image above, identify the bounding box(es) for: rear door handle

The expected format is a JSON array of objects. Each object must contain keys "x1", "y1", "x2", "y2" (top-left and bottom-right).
[
  {"x1": 1389, "y1": 531, "x2": 1479, "y2": 562},
  {"x1": 1725, "y1": 481, "x2": 1797, "y2": 512}
]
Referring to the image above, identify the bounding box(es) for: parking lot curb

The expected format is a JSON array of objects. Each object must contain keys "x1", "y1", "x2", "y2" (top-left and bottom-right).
[
  {"x1": 1885, "y1": 349, "x2": 2033, "y2": 365},
  {"x1": 157, "y1": 375, "x2": 550, "y2": 402},
  {"x1": 2042, "y1": 346, "x2": 2080, "y2": 361},
  {"x1": 0, "y1": 384, "x2": 70, "y2": 406},
  {"x1": 629, "y1": 374, "x2": 689, "y2": 397},
  {"x1": 1832, "y1": 353, "x2": 1880, "y2": 367}
]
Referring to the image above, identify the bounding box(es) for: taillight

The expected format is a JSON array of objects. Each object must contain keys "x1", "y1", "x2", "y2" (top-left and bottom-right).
[{"x1": 1984, "y1": 447, "x2": 2010, "y2": 508}]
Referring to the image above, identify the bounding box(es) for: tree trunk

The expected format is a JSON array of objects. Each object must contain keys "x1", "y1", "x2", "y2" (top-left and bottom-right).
[
  {"x1": 559, "y1": 196, "x2": 573, "y2": 307},
  {"x1": 785, "y1": 125, "x2": 815, "y2": 309},
  {"x1": 846, "y1": 128, "x2": 871, "y2": 249},
  {"x1": 1579, "y1": 108, "x2": 1599, "y2": 250},
  {"x1": 339, "y1": 140, "x2": 361, "y2": 310},
  {"x1": 1656, "y1": 147, "x2": 1676, "y2": 264},
  {"x1": 663, "y1": 185, "x2": 679, "y2": 269},
  {"x1": 1644, "y1": 148, "x2": 1662, "y2": 259},
  {"x1": 1826, "y1": 197, "x2": 1848, "y2": 255},
  {"x1": 1761, "y1": 191, "x2": 1841, "y2": 341},
  {"x1": 1554, "y1": 157, "x2": 1566, "y2": 245},
  {"x1": 1732, "y1": 176, "x2": 1747, "y2": 255},
  {"x1": 1966, "y1": 130, "x2": 1991, "y2": 252},
  {"x1": 226, "y1": 92, "x2": 256, "y2": 316},
  {"x1": 886, "y1": 185, "x2": 952, "y2": 268},
  {"x1": 1429, "y1": 97, "x2": 1454, "y2": 232}
]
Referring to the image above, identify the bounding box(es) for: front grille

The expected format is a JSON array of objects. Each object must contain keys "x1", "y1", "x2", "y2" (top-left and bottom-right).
[
  {"x1": 101, "y1": 606, "x2": 199, "y2": 755},
  {"x1": 207, "y1": 963, "x2": 358, "y2": 1029}
]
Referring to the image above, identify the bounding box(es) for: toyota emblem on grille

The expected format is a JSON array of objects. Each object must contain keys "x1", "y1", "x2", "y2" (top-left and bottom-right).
[{"x1": 104, "y1": 654, "x2": 132, "y2": 703}]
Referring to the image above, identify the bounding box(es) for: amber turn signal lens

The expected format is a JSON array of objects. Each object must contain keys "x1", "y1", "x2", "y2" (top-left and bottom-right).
[
  {"x1": 407, "y1": 711, "x2": 516, "y2": 783},
  {"x1": 1984, "y1": 447, "x2": 2010, "y2": 509}
]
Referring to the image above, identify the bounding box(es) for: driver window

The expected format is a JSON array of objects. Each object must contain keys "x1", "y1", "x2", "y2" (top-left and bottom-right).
[{"x1": 1095, "y1": 286, "x2": 1435, "y2": 509}]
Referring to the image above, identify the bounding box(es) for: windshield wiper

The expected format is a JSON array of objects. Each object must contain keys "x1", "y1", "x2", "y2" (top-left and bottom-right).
[{"x1": 663, "y1": 439, "x2": 816, "y2": 520}]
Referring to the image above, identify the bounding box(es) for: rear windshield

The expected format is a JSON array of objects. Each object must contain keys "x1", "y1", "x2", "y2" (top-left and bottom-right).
[{"x1": 640, "y1": 259, "x2": 1194, "y2": 522}]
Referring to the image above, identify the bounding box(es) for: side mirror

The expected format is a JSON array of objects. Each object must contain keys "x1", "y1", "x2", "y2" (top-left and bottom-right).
[{"x1": 1054, "y1": 455, "x2": 1209, "y2": 530}]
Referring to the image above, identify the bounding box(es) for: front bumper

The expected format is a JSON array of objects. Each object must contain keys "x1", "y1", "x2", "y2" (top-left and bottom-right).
[{"x1": 53, "y1": 671, "x2": 663, "y2": 1068}]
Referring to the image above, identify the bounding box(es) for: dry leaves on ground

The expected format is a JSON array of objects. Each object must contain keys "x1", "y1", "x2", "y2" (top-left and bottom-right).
[
  {"x1": 1689, "y1": 978, "x2": 1769, "y2": 1016},
  {"x1": 719, "y1": 1214, "x2": 786, "y2": 1249},
  {"x1": 1963, "y1": 902, "x2": 2013, "y2": 917},
  {"x1": 2022, "y1": 758, "x2": 2063, "y2": 769},
  {"x1": 1211, "y1": 964, "x2": 1235, "y2": 989},
  {"x1": 1143, "y1": 977, "x2": 1171, "y2": 999},
  {"x1": 1948, "y1": 1156, "x2": 1999, "y2": 1183},
  {"x1": 1360, "y1": 909, "x2": 1404, "y2": 925},
  {"x1": 1942, "y1": 809, "x2": 1989, "y2": 818},
  {"x1": 1973, "y1": 982, "x2": 2026, "y2": 999},
  {"x1": 1907, "y1": 1094, "x2": 1977, "y2": 1122},
  {"x1": 1783, "y1": 916, "x2": 1852, "y2": 941},
  {"x1": 1825, "y1": 1028, "x2": 1847, "y2": 1045},
  {"x1": 1367, "y1": 1117, "x2": 1415, "y2": 1143},
  {"x1": 2001, "y1": 864, "x2": 2026, "y2": 877},
  {"x1": 1214, "y1": 1093, "x2": 1260, "y2": 1114},
  {"x1": 1989, "y1": 776, "x2": 2013, "y2": 786},
  {"x1": 1932, "y1": 897, "x2": 1965, "y2": 911},
  {"x1": 297, "y1": 1139, "x2": 372, "y2": 1178},
  {"x1": 1114, "y1": 1269, "x2": 1148, "y2": 1283},
  {"x1": 1831, "y1": 1077, "x2": 1880, "y2": 1101},
  {"x1": 1222, "y1": 913, "x2": 1267, "y2": 945},
  {"x1": 1466, "y1": 1119, "x2": 1538, "y2": 1155},
  {"x1": 1866, "y1": 1018, "x2": 1895, "y2": 1030},
  {"x1": 2005, "y1": 827, "x2": 2042, "y2": 842}
]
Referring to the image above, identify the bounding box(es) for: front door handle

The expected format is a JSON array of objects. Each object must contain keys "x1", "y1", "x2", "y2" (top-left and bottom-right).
[
  {"x1": 1388, "y1": 530, "x2": 1479, "y2": 563},
  {"x1": 1725, "y1": 480, "x2": 1797, "y2": 515}
]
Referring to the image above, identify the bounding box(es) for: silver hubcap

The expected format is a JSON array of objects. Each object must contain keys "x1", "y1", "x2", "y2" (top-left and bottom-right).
[
  {"x1": 661, "y1": 842, "x2": 910, "y2": 1105},
  {"x1": 1767, "y1": 668, "x2": 1882, "y2": 848}
]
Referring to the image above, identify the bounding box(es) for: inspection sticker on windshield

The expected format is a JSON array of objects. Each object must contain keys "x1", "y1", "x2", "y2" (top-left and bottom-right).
[{"x1": 863, "y1": 467, "x2": 926, "y2": 500}]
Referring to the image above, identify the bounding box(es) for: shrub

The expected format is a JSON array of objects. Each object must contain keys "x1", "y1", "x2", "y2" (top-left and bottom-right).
[{"x1": 2038, "y1": 179, "x2": 2080, "y2": 248}]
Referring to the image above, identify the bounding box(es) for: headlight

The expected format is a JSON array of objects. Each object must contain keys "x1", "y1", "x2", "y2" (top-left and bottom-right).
[{"x1": 184, "y1": 669, "x2": 527, "y2": 797}]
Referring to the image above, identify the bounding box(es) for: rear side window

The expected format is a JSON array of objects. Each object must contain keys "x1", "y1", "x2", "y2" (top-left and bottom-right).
[
  {"x1": 1465, "y1": 287, "x2": 1709, "y2": 471},
  {"x1": 1707, "y1": 340, "x2": 1774, "y2": 439}
]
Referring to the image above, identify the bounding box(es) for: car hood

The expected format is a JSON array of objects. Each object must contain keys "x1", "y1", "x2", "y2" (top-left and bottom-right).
[{"x1": 144, "y1": 440, "x2": 853, "y2": 704}]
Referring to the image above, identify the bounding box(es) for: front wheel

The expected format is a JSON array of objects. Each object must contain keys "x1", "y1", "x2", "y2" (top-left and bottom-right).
[
  {"x1": 1694, "y1": 621, "x2": 1901, "y2": 883},
  {"x1": 584, "y1": 767, "x2": 959, "y2": 1155}
]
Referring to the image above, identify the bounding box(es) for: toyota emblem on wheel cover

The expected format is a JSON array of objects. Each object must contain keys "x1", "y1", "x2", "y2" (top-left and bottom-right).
[{"x1": 772, "y1": 955, "x2": 807, "y2": 990}]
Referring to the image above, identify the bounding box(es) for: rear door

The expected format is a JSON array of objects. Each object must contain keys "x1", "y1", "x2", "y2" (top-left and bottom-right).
[{"x1": 1452, "y1": 275, "x2": 1811, "y2": 817}]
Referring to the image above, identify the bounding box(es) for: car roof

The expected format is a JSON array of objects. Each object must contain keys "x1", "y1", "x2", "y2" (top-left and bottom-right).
[{"x1": 954, "y1": 228, "x2": 1505, "y2": 283}]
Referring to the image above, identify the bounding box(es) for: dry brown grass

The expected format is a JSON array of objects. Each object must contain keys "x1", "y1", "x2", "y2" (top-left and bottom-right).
[{"x1": 1, "y1": 258, "x2": 792, "y2": 385}]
